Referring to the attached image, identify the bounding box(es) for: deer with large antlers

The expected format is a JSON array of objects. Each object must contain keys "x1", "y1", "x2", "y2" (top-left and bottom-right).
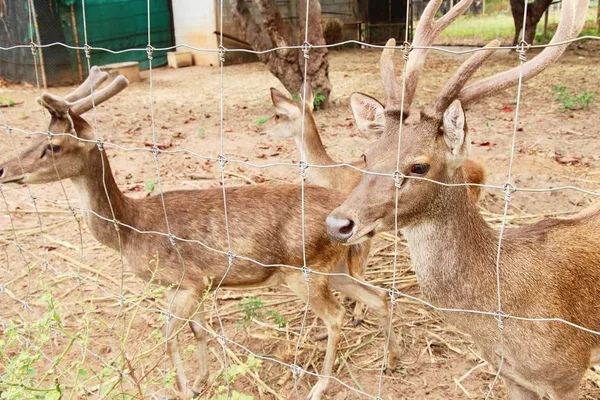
[
  {"x1": 0, "y1": 68, "x2": 402, "y2": 400},
  {"x1": 265, "y1": 84, "x2": 486, "y2": 324},
  {"x1": 327, "y1": 0, "x2": 598, "y2": 398}
]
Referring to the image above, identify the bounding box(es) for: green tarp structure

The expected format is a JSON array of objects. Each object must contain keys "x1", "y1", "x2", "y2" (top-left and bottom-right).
[{"x1": 0, "y1": 0, "x2": 174, "y2": 86}]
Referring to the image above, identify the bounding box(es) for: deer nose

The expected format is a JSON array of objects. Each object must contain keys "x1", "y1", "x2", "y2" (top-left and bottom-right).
[
  {"x1": 0, "y1": 167, "x2": 4, "y2": 180},
  {"x1": 326, "y1": 215, "x2": 355, "y2": 242}
]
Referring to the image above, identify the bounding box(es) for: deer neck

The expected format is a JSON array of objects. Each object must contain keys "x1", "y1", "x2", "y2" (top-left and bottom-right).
[
  {"x1": 294, "y1": 113, "x2": 337, "y2": 185},
  {"x1": 402, "y1": 171, "x2": 498, "y2": 308},
  {"x1": 70, "y1": 149, "x2": 134, "y2": 250}
]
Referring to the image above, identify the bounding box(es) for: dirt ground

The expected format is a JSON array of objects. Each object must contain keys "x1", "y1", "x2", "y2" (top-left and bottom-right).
[{"x1": 1, "y1": 40, "x2": 599, "y2": 399}]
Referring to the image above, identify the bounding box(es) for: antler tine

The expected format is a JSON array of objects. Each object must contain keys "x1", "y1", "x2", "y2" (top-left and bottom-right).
[
  {"x1": 400, "y1": 0, "x2": 474, "y2": 116},
  {"x1": 458, "y1": 0, "x2": 588, "y2": 106},
  {"x1": 70, "y1": 76, "x2": 130, "y2": 115},
  {"x1": 380, "y1": 38, "x2": 402, "y2": 111},
  {"x1": 64, "y1": 66, "x2": 109, "y2": 103},
  {"x1": 427, "y1": 40, "x2": 501, "y2": 118}
]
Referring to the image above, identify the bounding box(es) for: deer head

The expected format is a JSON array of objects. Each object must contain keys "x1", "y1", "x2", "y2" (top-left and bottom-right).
[
  {"x1": 0, "y1": 67, "x2": 129, "y2": 185},
  {"x1": 263, "y1": 86, "x2": 314, "y2": 138},
  {"x1": 327, "y1": 0, "x2": 588, "y2": 244}
]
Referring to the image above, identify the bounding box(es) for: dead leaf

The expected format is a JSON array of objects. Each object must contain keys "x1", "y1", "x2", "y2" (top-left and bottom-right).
[
  {"x1": 501, "y1": 105, "x2": 512, "y2": 112},
  {"x1": 143, "y1": 141, "x2": 173, "y2": 150},
  {"x1": 256, "y1": 153, "x2": 267, "y2": 159}
]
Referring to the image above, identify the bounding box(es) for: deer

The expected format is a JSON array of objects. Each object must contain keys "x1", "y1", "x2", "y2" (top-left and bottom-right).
[
  {"x1": 326, "y1": 0, "x2": 598, "y2": 398},
  {"x1": 265, "y1": 85, "x2": 487, "y2": 324},
  {"x1": 0, "y1": 68, "x2": 399, "y2": 400}
]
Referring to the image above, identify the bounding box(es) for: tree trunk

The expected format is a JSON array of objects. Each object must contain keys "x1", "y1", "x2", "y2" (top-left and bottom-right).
[
  {"x1": 299, "y1": 0, "x2": 332, "y2": 108},
  {"x1": 510, "y1": 0, "x2": 554, "y2": 45},
  {"x1": 230, "y1": 0, "x2": 332, "y2": 108}
]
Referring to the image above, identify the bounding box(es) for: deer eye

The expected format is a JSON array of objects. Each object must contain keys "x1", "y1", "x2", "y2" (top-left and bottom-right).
[
  {"x1": 274, "y1": 114, "x2": 280, "y2": 120},
  {"x1": 47, "y1": 144, "x2": 61, "y2": 154},
  {"x1": 410, "y1": 163, "x2": 429, "y2": 175}
]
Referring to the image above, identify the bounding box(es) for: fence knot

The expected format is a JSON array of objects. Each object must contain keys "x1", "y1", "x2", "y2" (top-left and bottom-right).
[
  {"x1": 502, "y1": 182, "x2": 517, "y2": 203},
  {"x1": 301, "y1": 265, "x2": 312, "y2": 282},
  {"x1": 494, "y1": 310, "x2": 509, "y2": 329},
  {"x1": 298, "y1": 160, "x2": 308, "y2": 178},
  {"x1": 151, "y1": 146, "x2": 161, "y2": 158},
  {"x1": 393, "y1": 170, "x2": 405, "y2": 189},
  {"x1": 83, "y1": 44, "x2": 92, "y2": 59},
  {"x1": 29, "y1": 194, "x2": 37, "y2": 206},
  {"x1": 23, "y1": 302, "x2": 30, "y2": 311},
  {"x1": 29, "y1": 41, "x2": 37, "y2": 55},
  {"x1": 517, "y1": 40, "x2": 530, "y2": 62},
  {"x1": 218, "y1": 154, "x2": 228, "y2": 169},
  {"x1": 388, "y1": 287, "x2": 400, "y2": 305},
  {"x1": 0, "y1": 284, "x2": 4, "y2": 293},
  {"x1": 42, "y1": 260, "x2": 51, "y2": 271},
  {"x1": 168, "y1": 233, "x2": 177, "y2": 247},
  {"x1": 112, "y1": 218, "x2": 120, "y2": 232},
  {"x1": 290, "y1": 363, "x2": 302, "y2": 380},
  {"x1": 402, "y1": 41, "x2": 412, "y2": 62},
  {"x1": 227, "y1": 251, "x2": 236, "y2": 267},
  {"x1": 165, "y1": 311, "x2": 173, "y2": 321},
  {"x1": 15, "y1": 243, "x2": 23, "y2": 253},
  {"x1": 118, "y1": 295, "x2": 126, "y2": 307},
  {"x1": 219, "y1": 334, "x2": 228, "y2": 345},
  {"x1": 146, "y1": 45, "x2": 155, "y2": 61},
  {"x1": 0, "y1": 183, "x2": 3, "y2": 193},
  {"x1": 95, "y1": 139, "x2": 104, "y2": 152},
  {"x1": 301, "y1": 41, "x2": 312, "y2": 59},
  {"x1": 218, "y1": 45, "x2": 227, "y2": 63},
  {"x1": 6, "y1": 126, "x2": 13, "y2": 136}
]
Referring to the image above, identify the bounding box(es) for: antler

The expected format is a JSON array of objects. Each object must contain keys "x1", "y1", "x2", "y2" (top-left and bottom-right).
[
  {"x1": 427, "y1": 40, "x2": 501, "y2": 118},
  {"x1": 64, "y1": 66, "x2": 109, "y2": 103},
  {"x1": 70, "y1": 76, "x2": 129, "y2": 115},
  {"x1": 38, "y1": 75, "x2": 129, "y2": 117},
  {"x1": 458, "y1": 0, "x2": 589, "y2": 106},
  {"x1": 380, "y1": 0, "x2": 474, "y2": 116}
]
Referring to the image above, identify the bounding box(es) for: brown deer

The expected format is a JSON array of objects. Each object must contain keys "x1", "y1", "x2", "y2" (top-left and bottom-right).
[
  {"x1": 0, "y1": 70, "x2": 400, "y2": 400},
  {"x1": 326, "y1": 0, "x2": 597, "y2": 398},
  {"x1": 265, "y1": 85, "x2": 486, "y2": 323}
]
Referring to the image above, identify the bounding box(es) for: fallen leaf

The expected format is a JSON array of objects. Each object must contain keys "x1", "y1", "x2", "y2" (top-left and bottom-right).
[
  {"x1": 256, "y1": 153, "x2": 267, "y2": 159},
  {"x1": 501, "y1": 105, "x2": 512, "y2": 112},
  {"x1": 143, "y1": 142, "x2": 173, "y2": 150},
  {"x1": 253, "y1": 175, "x2": 266, "y2": 183},
  {"x1": 555, "y1": 156, "x2": 581, "y2": 165}
]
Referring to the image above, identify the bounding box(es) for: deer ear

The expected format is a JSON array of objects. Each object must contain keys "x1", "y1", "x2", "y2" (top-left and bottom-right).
[
  {"x1": 304, "y1": 85, "x2": 315, "y2": 112},
  {"x1": 350, "y1": 93, "x2": 385, "y2": 140},
  {"x1": 442, "y1": 100, "x2": 469, "y2": 165},
  {"x1": 270, "y1": 88, "x2": 300, "y2": 118}
]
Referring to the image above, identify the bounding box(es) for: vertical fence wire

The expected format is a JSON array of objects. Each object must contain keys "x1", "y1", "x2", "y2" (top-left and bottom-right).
[{"x1": 484, "y1": 0, "x2": 531, "y2": 397}]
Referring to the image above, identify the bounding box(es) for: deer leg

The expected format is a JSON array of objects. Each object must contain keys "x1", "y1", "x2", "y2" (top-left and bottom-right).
[
  {"x1": 285, "y1": 272, "x2": 345, "y2": 400},
  {"x1": 347, "y1": 243, "x2": 370, "y2": 326},
  {"x1": 188, "y1": 304, "x2": 209, "y2": 394},
  {"x1": 164, "y1": 289, "x2": 199, "y2": 399},
  {"x1": 330, "y1": 273, "x2": 401, "y2": 370}
]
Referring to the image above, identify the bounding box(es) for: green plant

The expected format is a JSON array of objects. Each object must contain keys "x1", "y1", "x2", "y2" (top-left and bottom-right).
[
  {"x1": 18, "y1": 111, "x2": 28, "y2": 120},
  {"x1": 0, "y1": 294, "x2": 67, "y2": 400},
  {"x1": 145, "y1": 179, "x2": 156, "y2": 193},
  {"x1": 313, "y1": 89, "x2": 326, "y2": 111},
  {"x1": 0, "y1": 96, "x2": 16, "y2": 107},
  {"x1": 210, "y1": 355, "x2": 261, "y2": 399},
  {"x1": 553, "y1": 85, "x2": 596, "y2": 111},
  {"x1": 255, "y1": 116, "x2": 270, "y2": 127},
  {"x1": 198, "y1": 127, "x2": 206, "y2": 139},
  {"x1": 267, "y1": 309, "x2": 288, "y2": 328},
  {"x1": 237, "y1": 296, "x2": 264, "y2": 326}
]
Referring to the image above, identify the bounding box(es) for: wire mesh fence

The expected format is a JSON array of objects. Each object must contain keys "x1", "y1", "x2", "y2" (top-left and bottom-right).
[{"x1": 1, "y1": 0, "x2": 600, "y2": 399}]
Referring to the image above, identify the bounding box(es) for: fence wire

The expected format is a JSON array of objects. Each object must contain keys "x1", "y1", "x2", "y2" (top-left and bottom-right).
[{"x1": 0, "y1": 0, "x2": 599, "y2": 399}]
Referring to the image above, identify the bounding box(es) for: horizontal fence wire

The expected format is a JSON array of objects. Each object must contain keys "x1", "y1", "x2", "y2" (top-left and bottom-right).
[{"x1": 0, "y1": 0, "x2": 599, "y2": 398}]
